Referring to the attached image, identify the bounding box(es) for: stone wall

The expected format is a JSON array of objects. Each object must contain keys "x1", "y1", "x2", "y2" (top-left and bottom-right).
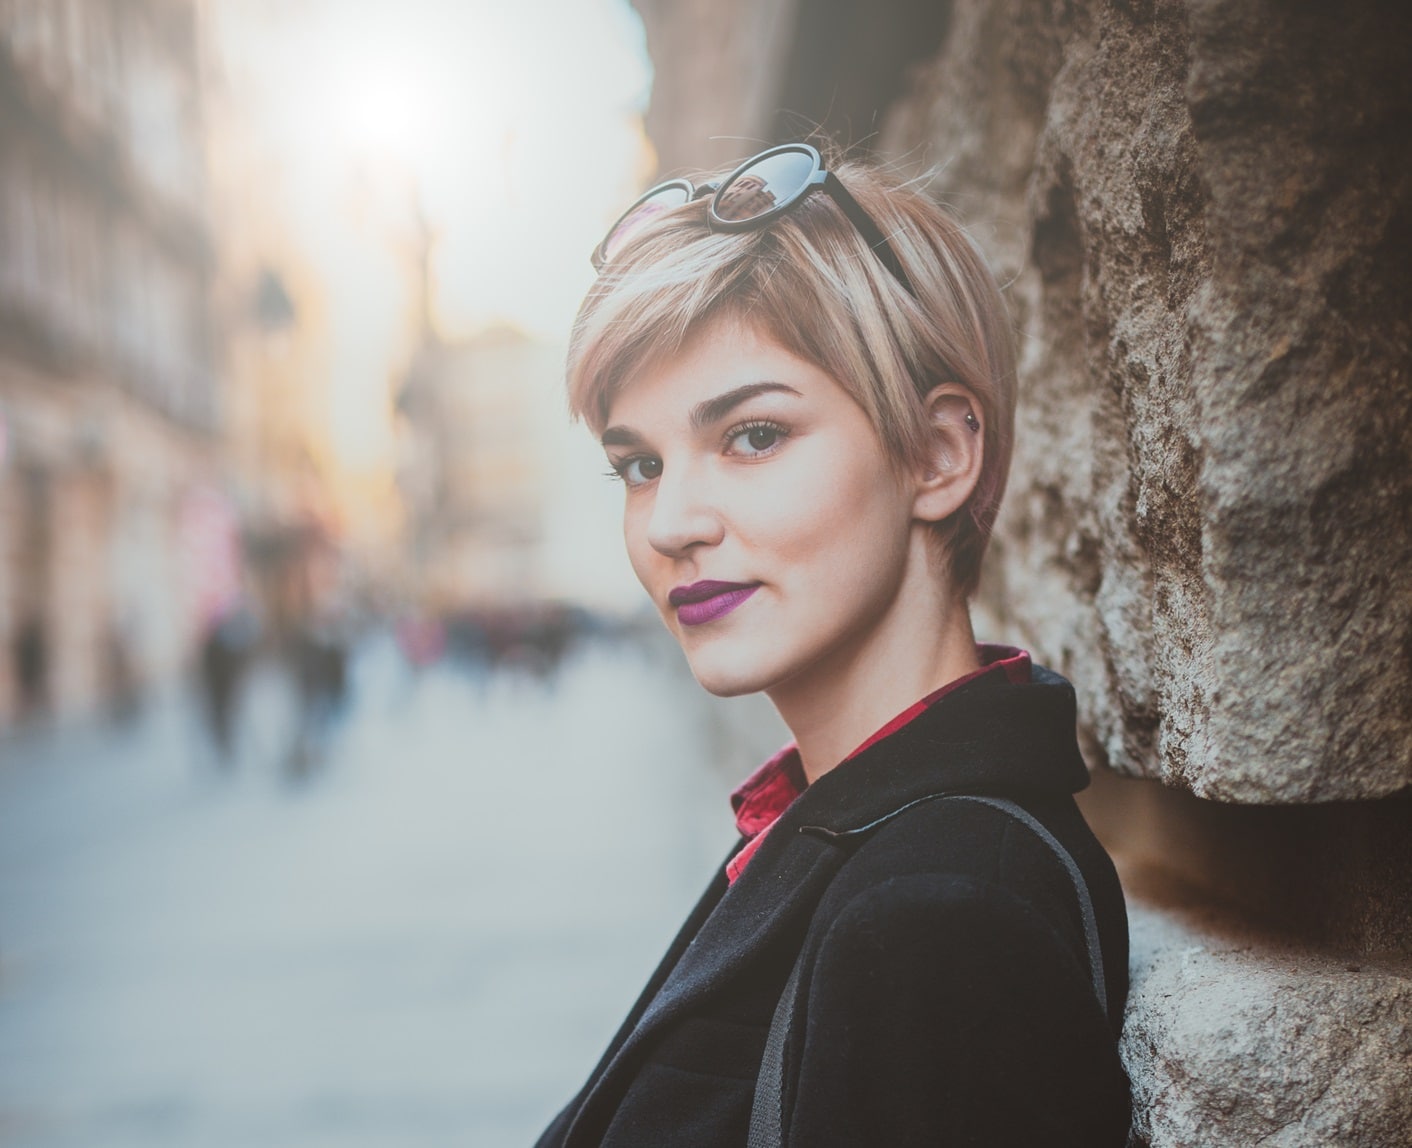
[
  {"x1": 629, "y1": 0, "x2": 1412, "y2": 1142},
  {"x1": 883, "y1": 0, "x2": 1412, "y2": 805}
]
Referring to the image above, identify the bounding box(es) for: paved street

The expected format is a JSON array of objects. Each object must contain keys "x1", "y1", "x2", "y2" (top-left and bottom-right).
[{"x1": 0, "y1": 633, "x2": 784, "y2": 1147}]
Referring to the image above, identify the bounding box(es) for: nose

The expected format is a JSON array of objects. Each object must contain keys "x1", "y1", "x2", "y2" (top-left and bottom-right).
[{"x1": 645, "y1": 459, "x2": 724, "y2": 558}]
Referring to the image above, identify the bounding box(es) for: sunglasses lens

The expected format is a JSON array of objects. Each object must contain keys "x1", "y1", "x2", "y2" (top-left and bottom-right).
[
  {"x1": 713, "y1": 149, "x2": 816, "y2": 223},
  {"x1": 601, "y1": 183, "x2": 692, "y2": 264}
]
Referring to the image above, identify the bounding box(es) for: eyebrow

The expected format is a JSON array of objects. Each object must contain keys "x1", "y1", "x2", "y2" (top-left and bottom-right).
[{"x1": 600, "y1": 381, "x2": 803, "y2": 449}]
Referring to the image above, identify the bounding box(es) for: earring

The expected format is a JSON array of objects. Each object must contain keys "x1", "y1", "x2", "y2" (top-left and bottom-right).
[{"x1": 964, "y1": 411, "x2": 980, "y2": 432}]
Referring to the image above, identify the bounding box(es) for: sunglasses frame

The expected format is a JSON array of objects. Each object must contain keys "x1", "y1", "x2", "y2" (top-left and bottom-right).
[
  {"x1": 590, "y1": 179, "x2": 701, "y2": 270},
  {"x1": 592, "y1": 143, "x2": 916, "y2": 297}
]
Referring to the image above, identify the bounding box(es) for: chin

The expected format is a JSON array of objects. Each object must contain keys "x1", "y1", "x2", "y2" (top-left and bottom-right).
[
  {"x1": 690, "y1": 668, "x2": 763, "y2": 698},
  {"x1": 680, "y1": 643, "x2": 779, "y2": 698}
]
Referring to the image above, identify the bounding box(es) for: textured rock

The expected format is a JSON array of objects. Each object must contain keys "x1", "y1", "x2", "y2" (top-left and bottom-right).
[
  {"x1": 880, "y1": 0, "x2": 1412, "y2": 802},
  {"x1": 1123, "y1": 902, "x2": 1412, "y2": 1147}
]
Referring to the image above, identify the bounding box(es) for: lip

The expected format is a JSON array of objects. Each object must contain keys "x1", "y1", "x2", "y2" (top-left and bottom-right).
[
  {"x1": 668, "y1": 581, "x2": 760, "y2": 627},
  {"x1": 668, "y1": 579, "x2": 755, "y2": 606}
]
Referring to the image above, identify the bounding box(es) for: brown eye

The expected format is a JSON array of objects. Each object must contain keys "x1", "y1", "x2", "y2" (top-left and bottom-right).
[
  {"x1": 621, "y1": 455, "x2": 663, "y2": 486},
  {"x1": 728, "y1": 421, "x2": 787, "y2": 456}
]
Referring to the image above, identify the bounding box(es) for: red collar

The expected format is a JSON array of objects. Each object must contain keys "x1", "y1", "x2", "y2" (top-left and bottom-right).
[{"x1": 725, "y1": 644, "x2": 1032, "y2": 884}]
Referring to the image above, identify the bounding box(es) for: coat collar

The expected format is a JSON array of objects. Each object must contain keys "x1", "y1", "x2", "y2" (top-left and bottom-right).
[
  {"x1": 789, "y1": 662, "x2": 1091, "y2": 836},
  {"x1": 561, "y1": 662, "x2": 1089, "y2": 1147}
]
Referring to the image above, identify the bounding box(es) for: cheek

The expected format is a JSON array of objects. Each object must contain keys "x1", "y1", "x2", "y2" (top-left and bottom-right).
[{"x1": 740, "y1": 445, "x2": 905, "y2": 565}]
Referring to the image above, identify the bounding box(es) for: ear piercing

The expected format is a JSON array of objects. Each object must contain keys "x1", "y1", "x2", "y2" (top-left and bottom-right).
[{"x1": 965, "y1": 412, "x2": 980, "y2": 432}]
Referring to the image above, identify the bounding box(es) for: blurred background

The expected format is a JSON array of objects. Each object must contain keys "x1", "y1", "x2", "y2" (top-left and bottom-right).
[
  {"x1": 8, "y1": 1, "x2": 1407, "y2": 1145},
  {"x1": 0, "y1": 2, "x2": 787, "y2": 1145}
]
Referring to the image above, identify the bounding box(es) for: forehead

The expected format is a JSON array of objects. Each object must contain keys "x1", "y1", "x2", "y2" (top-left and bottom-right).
[{"x1": 604, "y1": 317, "x2": 833, "y2": 428}]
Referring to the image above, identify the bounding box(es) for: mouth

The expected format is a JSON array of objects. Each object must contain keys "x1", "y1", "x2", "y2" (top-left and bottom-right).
[{"x1": 668, "y1": 580, "x2": 761, "y2": 627}]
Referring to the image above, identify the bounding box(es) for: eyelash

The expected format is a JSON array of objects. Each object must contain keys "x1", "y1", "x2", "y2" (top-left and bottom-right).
[
  {"x1": 604, "y1": 419, "x2": 791, "y2": 486},
  {"x1": 603, "y1": 457, "x2": 657, "y2": 486}
]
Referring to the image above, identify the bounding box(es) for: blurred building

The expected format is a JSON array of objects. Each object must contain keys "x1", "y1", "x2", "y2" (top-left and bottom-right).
[
  {"x1": 0, "y1": 1, "x2": 219, "y2": 725},
  {"x1": 199, "y1": 25, "x2": 358, "y2": 647},
  {"x1": 396, "y1": 323, "x2": 560, "y2": 611},
  {"x1": 215, "y1": 255, "x2": 341, "y2": 641}
]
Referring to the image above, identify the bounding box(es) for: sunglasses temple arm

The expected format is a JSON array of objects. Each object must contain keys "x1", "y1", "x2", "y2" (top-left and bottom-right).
[{"x1": 823, "y1": 172, "x2": 917, "y2": 298}]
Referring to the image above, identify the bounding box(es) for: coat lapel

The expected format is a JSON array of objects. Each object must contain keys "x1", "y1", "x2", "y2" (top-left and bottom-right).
[{"x1": 563, "y1": 826, "x2": 848, "y2": 1147}]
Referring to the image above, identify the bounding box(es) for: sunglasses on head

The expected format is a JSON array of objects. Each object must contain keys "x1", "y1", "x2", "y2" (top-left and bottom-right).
[{"x1": 591, "y1": 142, "x2": 916, "y2": 296}]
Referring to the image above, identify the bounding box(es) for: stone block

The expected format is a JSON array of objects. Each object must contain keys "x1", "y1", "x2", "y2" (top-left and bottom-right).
[{"x1": 1123, "y1": 902, "x2": 1412, "y2": 1146}]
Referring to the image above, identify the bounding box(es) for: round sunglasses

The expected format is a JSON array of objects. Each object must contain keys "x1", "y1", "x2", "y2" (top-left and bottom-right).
[{"x1": 591, "y1": 142, "x2": 915, "y2": 296}]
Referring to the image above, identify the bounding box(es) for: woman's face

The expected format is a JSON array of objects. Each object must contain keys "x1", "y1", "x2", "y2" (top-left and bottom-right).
[{"x1": 600, "y1": 318, "x2": 922, "y2": 700}]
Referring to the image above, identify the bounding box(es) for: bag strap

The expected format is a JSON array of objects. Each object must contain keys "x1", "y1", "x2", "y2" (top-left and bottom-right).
[
  {"x1": 746, "y1": 795, "x2": 1107, "y2": 1148},
  {"x1": 746, "y1": 947, "x2": 805, "y2": 1148}
]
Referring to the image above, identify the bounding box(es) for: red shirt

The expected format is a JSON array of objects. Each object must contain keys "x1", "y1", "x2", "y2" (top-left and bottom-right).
[{"x1": 725, "y1": 644, "x2": 1033, "y2": 884}]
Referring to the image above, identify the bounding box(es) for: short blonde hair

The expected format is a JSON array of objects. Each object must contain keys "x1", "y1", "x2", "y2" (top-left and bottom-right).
[{"x1": 567, "y1": 151, "x2": 1017, "y2": 599}]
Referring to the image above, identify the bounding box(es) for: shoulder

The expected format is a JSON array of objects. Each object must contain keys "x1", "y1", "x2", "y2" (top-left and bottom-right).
[
  {"x1": 803, "y1": 791, "x2": 1129, "y2": 1021},
  {"x1": 813, "y1": 790, "x2": 1101, "y2": 911},
  {"x1": 810, "y1": 869, "x2": 1089, "y2": 1004},
  {"x1": 786, "y1": 869, "x2": 1132, "y2": 1146}
]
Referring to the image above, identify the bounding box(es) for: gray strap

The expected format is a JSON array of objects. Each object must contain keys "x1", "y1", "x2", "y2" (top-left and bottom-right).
[
  {"x1": 946, "y1": 795, "x2": 1108, "y2": 1020},
  {"x1": 746, "y1": 949, "x2": 804, "y2": 1148},
  {"x1": 747, "y1": 795, "x2": 1107, "y2": 1148}
]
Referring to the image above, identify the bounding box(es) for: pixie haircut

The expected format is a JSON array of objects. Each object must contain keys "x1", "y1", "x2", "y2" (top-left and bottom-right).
[{"x1": 567, "y1": 152, "x2": 1017, "y2": 600}]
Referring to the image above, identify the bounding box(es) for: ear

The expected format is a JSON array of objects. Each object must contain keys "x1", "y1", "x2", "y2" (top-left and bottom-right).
[{"x1": 912, "y1": 384, "x2": 984, "y2": 523}]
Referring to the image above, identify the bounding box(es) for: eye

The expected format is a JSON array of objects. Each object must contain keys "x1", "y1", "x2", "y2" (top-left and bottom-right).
[
  {"x1": 726, "y1": 420, "x2": 787, "y2": 457},
  {"x1": 609, "y1": 454, "x2": 663, "y2": 487}
]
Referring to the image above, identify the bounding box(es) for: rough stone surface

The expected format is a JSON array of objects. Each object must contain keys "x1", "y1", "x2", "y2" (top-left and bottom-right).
[
  {"x1": 1077, "y1": 767, "x2": 1412, "y2": 960},
  {"x1": 880, "y1": 0, "x2": 1412, "y2": 802},
  {"x1": 1123, "y1": 902, "x2": 1412, "y2": 1147}
]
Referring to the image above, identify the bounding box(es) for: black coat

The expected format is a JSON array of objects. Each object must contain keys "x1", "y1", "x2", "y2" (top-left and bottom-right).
[{"x1": 537, "y1": 665, "x2": 1132, "y2": 1147}]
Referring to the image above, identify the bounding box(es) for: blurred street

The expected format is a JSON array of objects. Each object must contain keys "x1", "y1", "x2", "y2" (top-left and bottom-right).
[
  {"x1": 0, "y1": 634, "x2": 772, "y2": 1148},
  {"x1": 0, "y1": 5, "x2": 780, "y2": 1145}
]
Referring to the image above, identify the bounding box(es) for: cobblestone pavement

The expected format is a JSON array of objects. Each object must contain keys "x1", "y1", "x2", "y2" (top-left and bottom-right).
[{"x1": 0, "y1": 634, "x2": 783, "y2": 1147}]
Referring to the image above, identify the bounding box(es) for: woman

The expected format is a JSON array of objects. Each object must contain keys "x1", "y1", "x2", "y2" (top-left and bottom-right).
[{"x1": 537, "y1": 143, "x2": 1131, "y2": 1147}]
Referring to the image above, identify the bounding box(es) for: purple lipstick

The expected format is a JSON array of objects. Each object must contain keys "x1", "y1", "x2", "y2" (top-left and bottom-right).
[{"x1": 668, "y1": 580, "x2": 760, "y2": 627}]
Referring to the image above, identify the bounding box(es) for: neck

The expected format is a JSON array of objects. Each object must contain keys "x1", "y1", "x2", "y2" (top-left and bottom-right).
[{"x1": 768, "y1": 550, "x2": 981, "y2": 784}]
